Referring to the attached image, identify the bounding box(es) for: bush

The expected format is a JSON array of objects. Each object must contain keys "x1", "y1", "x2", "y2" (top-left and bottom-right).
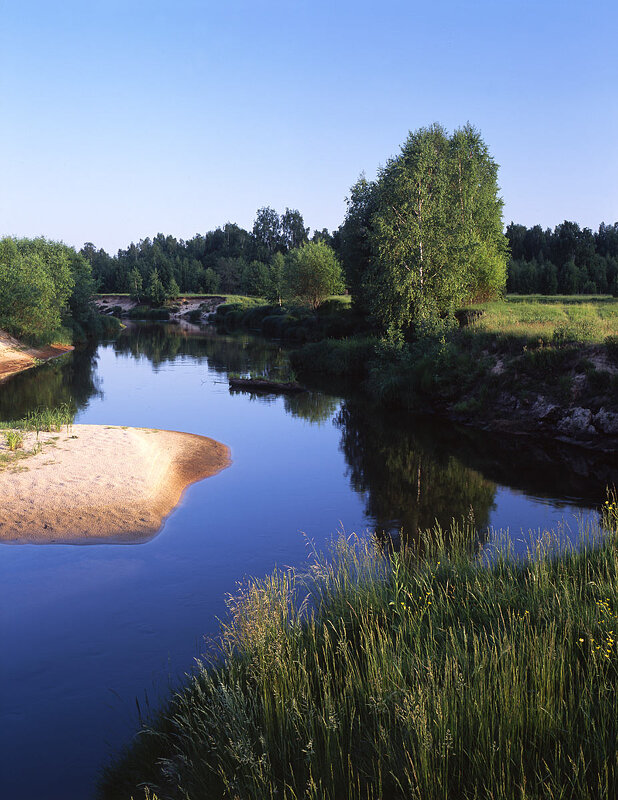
[
  {"x1": 127, "y1": 306, "x2": 170, "y2": 320},
  {"x1": 291, "y1": 337, "x2": 378, "y2": 378},
  {"x1": 605, "y1": 335, "x2": 618, "y2": 365}
]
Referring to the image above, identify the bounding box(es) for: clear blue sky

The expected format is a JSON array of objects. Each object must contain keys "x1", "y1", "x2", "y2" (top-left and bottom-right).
[{"x1": 1, "y1": 0, "x2": 616, "y2": 253}]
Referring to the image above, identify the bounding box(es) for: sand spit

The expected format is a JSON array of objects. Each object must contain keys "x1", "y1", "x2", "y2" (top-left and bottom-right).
[
  {"x1": 0, "y1": 425, "x2": 231, "y2": 544},
  {"x1": 0, "y1": 330, "x2": 74, "y2": 383}
]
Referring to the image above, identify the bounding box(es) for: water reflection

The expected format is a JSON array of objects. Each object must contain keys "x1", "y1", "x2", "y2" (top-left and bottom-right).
[
  {"x1": 0, "y1": 339, "x2": 102, "y2": 421},
  {"x1": 113, "y1": 322, "x2": 289, "y2": 377},
  {"x1": 2, "y1": 323, "x2": 615, "y2": 552},
  {"x1": 336, "y1": 400, "x2": 496, "y2": 546},
  {"x1": 335, "y1": 399, "x2": 617, "y2": 547}
]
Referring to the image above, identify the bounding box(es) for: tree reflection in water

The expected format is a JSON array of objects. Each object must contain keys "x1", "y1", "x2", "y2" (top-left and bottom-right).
[
  {"x1": 336, "y1": 399, "x2": 496, "y2": 550},
  {"x1": 0, "y1": 339, "x2": 102, "y2": 421}
]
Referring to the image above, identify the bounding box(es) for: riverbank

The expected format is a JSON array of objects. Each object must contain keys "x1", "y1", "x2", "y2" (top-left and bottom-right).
[
  {"x1": 212, "y1": 296, "x2": 618, "y2": 450},
  {"x1": 100, "y1": 507, "x2": 618, "y2": 800},
  {"x1": 0, "y1": 329, "x2": 74, "y2": 383},
  {"x1": 0, "y1": 425, "x2": 230, "y2": 543},
  {"x1": 95, "y1": 294, "x2": 234, "y2": 323},
  {"x1": 291, "y1": 335, "x2": 618, "y2": 451}
]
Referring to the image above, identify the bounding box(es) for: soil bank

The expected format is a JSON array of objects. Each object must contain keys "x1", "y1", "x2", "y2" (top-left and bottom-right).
[{"x1": 0, "y1": 330, "x2": 73, "y2": 383}]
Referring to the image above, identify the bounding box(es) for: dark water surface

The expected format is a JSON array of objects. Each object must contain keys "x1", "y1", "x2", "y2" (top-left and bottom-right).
[{"x1": 1, "y1": 324, "x2": 615, "y2": 799}]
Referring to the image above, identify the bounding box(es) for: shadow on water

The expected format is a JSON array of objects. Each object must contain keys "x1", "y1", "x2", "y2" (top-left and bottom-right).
[
  {"x1": 113, "y1": 323, "x2": 618, "y2": 545},
  {"x1": 2, "y1": 323, "x2": 616, "y2": 555}
]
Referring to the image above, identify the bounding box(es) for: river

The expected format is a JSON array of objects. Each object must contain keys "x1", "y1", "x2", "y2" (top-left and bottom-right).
[{"x1": 1, "y1": 322, "x2": 615, "y2": 799}]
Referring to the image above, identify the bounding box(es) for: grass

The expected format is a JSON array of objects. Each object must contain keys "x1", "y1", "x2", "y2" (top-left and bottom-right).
[
  {"x1": 0, "y1": 403, "x2": 75, "y2": 437},
  {"x1": 101, "y1": 503, "x2": 618, "y2": 800},
  {"x1": 469, "y1": 298, "x2": 618, "y2": 345},
  {"x1": 4, "y1": 429, "x2": 24, "y2": 451},
  {"x1": 507, "y1": 294, "x2": 616, "y2": 305}
]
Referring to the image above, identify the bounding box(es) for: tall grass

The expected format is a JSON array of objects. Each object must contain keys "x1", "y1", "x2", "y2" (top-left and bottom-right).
[
  {"x1": 0, "y1": 403, "x2": 74, "y2": 436},
  {"x1": 471, "y1": 299, "x2": 618, "y2": 344},
  {"x1": 101, "y1": 509, "x2": 618, "y2": 800}
]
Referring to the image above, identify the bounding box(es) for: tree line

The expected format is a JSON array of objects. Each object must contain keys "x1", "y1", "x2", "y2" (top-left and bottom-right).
[
  {"x1": 84, "y1": 123, "x2": 509, "y2": 341},
  {"x1": 82, "y1": 208, "x2": 340, "y2": 302},
  {"x1": 4, "y1": 123, "x2": 615, "y2": 351},
  {"x1": 506, "y1": 221, "x2": 618, "y2": 295}
]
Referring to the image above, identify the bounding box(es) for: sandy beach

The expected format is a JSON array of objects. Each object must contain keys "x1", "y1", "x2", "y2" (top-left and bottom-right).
[{"x1": 0, "y1": 424, "x2": 231, "y2": 544}]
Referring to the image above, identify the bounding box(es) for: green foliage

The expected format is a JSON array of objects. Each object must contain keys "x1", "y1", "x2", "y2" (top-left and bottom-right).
[
  {"x1": 266, "y1": 252, "x2": 285, "y2": 305},
  {"x1": 473, "y1": 298, "x2": 618, "y2": 344},
  {"x1": 290, "y1": 337, "x2": 378, "y2": 377},
  {"x1": 283, "y1": 241, "x2": 344, "y2": 310},
  {"x1": 605, "y1": 335, "x2": 618, "y2": 364},
  {"x1": 145, "y1": 268, "x2": 166, "y2": 307},
  {"x1": 127, "y1": 305, "x2": 170, "y2": 320},
  {"x1": 0, "y1": 237, "x2": 75, "y2": 343},
  {"x1": 4, "y1": 430, "x2": 24, "y2": 451},
  {"x1": 0, "y1": 403, "x2": 75, "y2": 436},
  {"x1": 506, "y1": 221, "x2": 618, "y2": 296},
  {"x1": 240, "y1": 260, "x2": 271, "y2": 298},
  {"x1": 352, "y1": 124, "x2": 507, "y2": 339},
  {"x1": 167, "y1": 276, "x2": 180, "y2": 300},
  {"x1": 0, "y1": 236, "x2": 103, "y2": 344},
  {"x1": 339, "y1": 173, "x2": 378, "y2": 315},
  {"x1": 101, "y1": 514, "x2": 618, "y2": 800}
]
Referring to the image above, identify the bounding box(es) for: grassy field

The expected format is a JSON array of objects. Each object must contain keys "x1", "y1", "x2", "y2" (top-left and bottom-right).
[
  {"x1": 470, "y1": 297, "x2": 618, "y2": 345},
  {"x1": 101, "y1": 504, "x2": 618, "y2": 800}
]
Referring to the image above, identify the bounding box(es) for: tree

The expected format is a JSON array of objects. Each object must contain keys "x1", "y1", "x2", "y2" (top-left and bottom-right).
[
  {"x1": 280, "y1": 208, "x2": 309, "y2": 251},
  {"x1": 252, "y1": 207, "x2": 281, "y2": 260},
  {"x1": 369, "y1": 124, "x2": 454, "y2": 337},
  {"x1": 356, "y1": 124, "x2": 507, "y2": 338},
  {"x1": 146, "y1": 268, "x2": 166, "y2": 306},
  {"x1": 447, "y1": 124, "x2": 508, "y2": 301},
  {"x1": 128, "y1": 267, "x2": 143, "y2": 302},
  {"x1": 339, "y1": 173, "x2": 378, "y2": 314},
  {"x1": 267, "y1": 252, "x2": 285, "y2": 306},
  {"x1": 240, "y1": 260, "x2": 271, "y2": 297},
  {"x1": 0, "y1": 237, "x2": 75, "y2": 343},
  {"x1": 167, "y1": 276, "x2": 180, "y2": 300},
  {"x1": 283, "y1": 241, "x2": 344, "y2": 309},
  {"x1": 200, "y1": 267, "x2": 220, "y2": 294}
]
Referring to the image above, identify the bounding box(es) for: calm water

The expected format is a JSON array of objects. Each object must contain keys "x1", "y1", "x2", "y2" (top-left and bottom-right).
[{"x1": 1, "y1": 323, "x2": 615, "y2": 799}]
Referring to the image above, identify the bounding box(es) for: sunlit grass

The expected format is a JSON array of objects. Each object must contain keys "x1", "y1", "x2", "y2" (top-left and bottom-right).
[
  {"x1": 0, "y1": 403, "x2": 75, "y2": 436},
  {"x1": 101, "y1": 508, "x2": 618, "y2": 800},
  {"x1": 469, "y1": 298, "x2": 618, "y2": 344}
]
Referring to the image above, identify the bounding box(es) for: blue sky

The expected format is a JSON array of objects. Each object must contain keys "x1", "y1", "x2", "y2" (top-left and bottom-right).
[{"x1": 1, "y1": 0, "x2": 616, "y2": 253}]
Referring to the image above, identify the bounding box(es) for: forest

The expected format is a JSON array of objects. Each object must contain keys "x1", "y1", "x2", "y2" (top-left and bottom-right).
[{"x1": 506, "y1": 221, "x2": 618, "y2": 295}]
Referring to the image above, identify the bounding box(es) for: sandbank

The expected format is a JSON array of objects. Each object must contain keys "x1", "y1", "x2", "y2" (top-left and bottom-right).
[
  {"x1": 0, "y1": 424, "x2": 230, "y2": 544},
  {"x1": 0, "y1": 329, "x2": 73, "y2": 383}
]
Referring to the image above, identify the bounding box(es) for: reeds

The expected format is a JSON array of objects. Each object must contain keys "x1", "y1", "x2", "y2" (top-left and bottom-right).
[
  {"x1": 101, "y1": 515, "x2": 618, "y2": 800},
  {"x1": 0, "y1": 403, "x2": 74, "y2": 436}
]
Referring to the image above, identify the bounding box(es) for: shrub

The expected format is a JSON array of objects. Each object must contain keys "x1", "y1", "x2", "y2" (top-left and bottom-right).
[
  {"x1": 605, "y1": 335, "x2": 618, "y2": 365},
  {"x1": 4, "y1": 430, "x2": 24, "y2": 451}
]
